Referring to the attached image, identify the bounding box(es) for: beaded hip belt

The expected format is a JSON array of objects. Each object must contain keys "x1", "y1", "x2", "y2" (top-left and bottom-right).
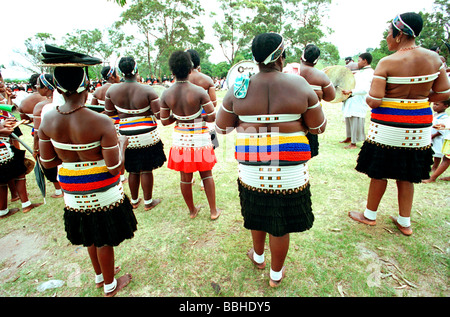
[
  {"x1": 119, "y1": 116, "x2": 158, "y2": 136},
  {"x1": 124, "y1": 128, "x2": 161, "y2": 149},
  {"x1": 0, "y1": 137, "x2": 13, "y2": 164},
  {"x1": 58, "y1": 160, "x2": 124, "y2": 212},
  {"x1": 238, "y1": 163, "x2": 309, "y2": 193},
  {"x1": 235, "y1": 132, "x2": 311, "y2": 164},
  {"x1": 172, "y1": 122, "x2": 212, "y2": 148},
  {"x1": 367, "y1": 121, "x2": 431, "y2": 148}
]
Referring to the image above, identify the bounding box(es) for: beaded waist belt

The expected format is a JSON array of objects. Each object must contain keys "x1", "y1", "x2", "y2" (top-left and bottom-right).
[
  {"x1": 172, "y1": 122, "x2": 212, "y2": 148},
  {"x1": 124, "y1": 128, "x2": 161, "y2": 149},
  {"x1": 235, "y1": 132, "x2": 311, "y2": 164},
  {"x1": 58, "y1": 160, "x2": 124, "y2": 212},
  {"x1": 371, "y1": 100, "x2": 432, "y2": 128},
  {"x1": 0, "y1": 137, "x2": 13, "y2": 164},
  {"x1": 238, "y1": 163, "x2": 309, "y2": 193},
  {"x1": 367, "y1": 121, "x2": 431, "y2": 149},
  {"x1": 119, "y1": 116, "x2": 157, "y2": 136}
]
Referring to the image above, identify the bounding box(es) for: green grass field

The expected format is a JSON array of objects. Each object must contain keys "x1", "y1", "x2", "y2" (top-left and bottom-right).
[{"x1": 0, "y1": 90, "x2": 448, "y2": 297}]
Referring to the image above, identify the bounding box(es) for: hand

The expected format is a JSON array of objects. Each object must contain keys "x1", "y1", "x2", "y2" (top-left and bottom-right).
[
  {"x1": 433, "y1": 123, "x2": 446, "y2": 130},
  {"x1": 118, "y1": 135, "x2": 129, "y2": 147}
]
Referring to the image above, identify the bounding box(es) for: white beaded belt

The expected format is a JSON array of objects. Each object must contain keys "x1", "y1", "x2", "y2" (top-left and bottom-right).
[
  {"x1": 172, "y1": 122, "x2": 211, "y2": 148},
  {"x1": 126, "y1": 129, "x2": 161, "y2": 149},
  {"x1": 238, "y1": 163, "x2": 309, "y2": 191},
  {"x1": 367, "y1": 122, "x2": 431, "y2": 148},
  {"x1": 64, "y1": 182, "x2": 125, "y2": 212},
  {"x1": 0, "y1": 138, "x2": 13, "y2": 164}
]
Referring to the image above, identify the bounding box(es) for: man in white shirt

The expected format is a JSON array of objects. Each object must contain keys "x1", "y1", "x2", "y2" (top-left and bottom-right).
[{"x1": 340, "y1": 53, "x2": 374, "y2": 149}]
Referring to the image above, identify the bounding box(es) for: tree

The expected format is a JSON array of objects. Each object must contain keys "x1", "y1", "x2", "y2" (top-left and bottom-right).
[
  {"x1": 212, "y1": 0, "x2": 338, "y2": 66},
  {"x1": 12, "y1": 33, "x2": 56, "y2": 74},
  {"x1": 117, "y1": 0, "x2": 206, "y2": 78}
]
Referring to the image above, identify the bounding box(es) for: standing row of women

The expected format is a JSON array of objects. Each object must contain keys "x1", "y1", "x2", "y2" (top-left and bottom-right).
[{"x1": 20, "y1": 11, "x2": 450, "y2": 296}]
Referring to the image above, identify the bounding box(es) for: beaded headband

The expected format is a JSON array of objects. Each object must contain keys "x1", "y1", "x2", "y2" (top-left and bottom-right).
[
  {"x1": 106, "y1": 66, "x2": 115, "y2": 79},
  {"x1": 39, "y1": 74, "x2": 55, "y2": 91},
  {"x1": 260, "y1": 36, "x2": 285, "y2": 65},
  {"x1": 392, "y1": 14, "x2": 416, "y2": 38},
  {"x1": 54, "y1": 68, "x2": 88, "y2": 94}
]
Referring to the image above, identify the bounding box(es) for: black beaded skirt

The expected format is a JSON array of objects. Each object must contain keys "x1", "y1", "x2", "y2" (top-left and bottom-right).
[
  {"x1": 238, "y1": 179, "x2": 314, "y2": 237},
  {"x1": 124, "y1": 140, "x2": 167, "y2": 173},
  {"x1": 0, "y1": 146, "x2": 27, "y2": 184},
  {"x1": 307, "y1": 133, "x2": 319, "y2": 158},
  {"x1": 43, "y1": 166, "x2": 58, "y2": 183},
  {"x1": 355, "y1": 140, "x2": 433, "y2": 183},
  {"x1": 63, "y1": 195, "x2": 138, "y2": 247}
]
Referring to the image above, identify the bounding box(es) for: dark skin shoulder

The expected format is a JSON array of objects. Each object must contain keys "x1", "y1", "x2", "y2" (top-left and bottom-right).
[{"x1": 105, "y1": 81, "x2": 160, "y2": 118}]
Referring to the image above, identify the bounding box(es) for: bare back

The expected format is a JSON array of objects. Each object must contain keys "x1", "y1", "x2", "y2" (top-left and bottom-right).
[
  {"x1": 39, "y1": 106, "x2": 118, "y2": 164},
  {"x1": 105, "y1": 82, "x2": 160, "y2": 118},
  {"x1": 372, "y1": 48, "x2": 448, "y2": 100},
  {"x1": 299, "y1": 64, "x2": 335, "y2": 102},
  {"x1": 224, "y1": 71, "x2": 319, "y2": 133},
  {"x1": 160, "y1": 82, "x2": 212, "y2": 123}
]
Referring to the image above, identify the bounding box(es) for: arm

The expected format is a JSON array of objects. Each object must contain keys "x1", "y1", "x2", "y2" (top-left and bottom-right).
[
  {"x1": 429, "y1": 65, "x2": 450, "y2": 102},
  {"x1": 215, "y1": 89, "x2": 238, "y2": 135},
  {"x1": 103, "y1": 88, "x2": 117, "y2": 116},
  {"x1": 159, "y1": 92, "x2": 176, "y2": 126},
  {"x1": 37, "y1": 118, "x2": 62, "y2": 169},
  {"x1": 302, "y1": 90, "x2": 326, "y2": 135},
  {"x1": 201, "y1": 92, "x2": 215, "y2": 123},
  {"x1": 100, "y1": 117, "x2": 127, "y2": 176},
  {"x1": 366, "y1": 59, "x2": 388, "y2": 109}
]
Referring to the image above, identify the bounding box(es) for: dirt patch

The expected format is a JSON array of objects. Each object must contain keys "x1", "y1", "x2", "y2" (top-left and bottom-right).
[{"x1": 0, "y1": 229, "x2": 48, "y2": 283}]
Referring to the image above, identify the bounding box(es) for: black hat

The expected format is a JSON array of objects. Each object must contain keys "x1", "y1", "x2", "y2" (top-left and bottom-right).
[{"x1": 41, "y1": 44, "x2": 102, "y2": 66}]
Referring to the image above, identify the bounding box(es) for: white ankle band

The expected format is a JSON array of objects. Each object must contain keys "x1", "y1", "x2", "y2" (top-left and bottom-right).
[
  {"x1": 364, "y1": 208, "x2": 377, "y2": 220},
  {"x1": 22, "y1": 201, "x2": 31, "y2": 208},
  {"x1": 144, "y1": 199, "x2": 153, "y2": 205},
  {"x1": 95, "y1": 273, "x2": 104, "y2": 284},
  {"x1": 104, "y1": 278, "x2": 117, "y2": 293},
  {"x1": 253, "y1": 251, "x2": 264, "y2": 264},
  {"x1": 131, "y1": 198, "x2": 140, "y2": 204},
  {"x1": 270, "y1": 268, "x2": 283, "y2": 281},
  {"x1": 397, "y1": 216, "x2": 411, "y2": 228}
]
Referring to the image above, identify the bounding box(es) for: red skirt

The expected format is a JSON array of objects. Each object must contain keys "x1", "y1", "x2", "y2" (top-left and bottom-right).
[{"x1": 168, "y1": 145, "x2": 216, "y2": 173}]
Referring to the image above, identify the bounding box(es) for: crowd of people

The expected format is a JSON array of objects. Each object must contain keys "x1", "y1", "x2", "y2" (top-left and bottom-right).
[{"x1": 0, "y1": 11, "x2": 449, "y2": 296}]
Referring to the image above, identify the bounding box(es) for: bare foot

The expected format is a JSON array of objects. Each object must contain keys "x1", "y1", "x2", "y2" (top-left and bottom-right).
[
  {"x1": 190, "y1": 206, "x2": 201, "y2": 219},
  {"x1": 131, "y1": 198, "x2": 142, "y2": 209},
  {"x1": 22, "y1": 203, "x2": 43, "y2": 213},
  {"x1": 344, "y1": 144, "x2": 357, "y2": 149},
  {"x1": 104, "y1": 273, "x2": 132, "y2": 297},
  {"x1": 145, "y1": 198, "x2": 161, "y2": 211},
  {"x1": 247, "y1": 248, "x2": 266, "y2": 269},
  {"x1": 440, "y1": 176, "x2": 450, "y2": 181},
  {"x1": 51, "y1": 193, "x2": 64, "y2": 198},
  {"x1": 96, "y1": 266, "x2": 122, "y2": 288},
  {"x1": 348, "y1": 211, "x2": 376, "y2": 226},
  {"x1": 339, "y1": 138, "x2": 351, "y2": 143},
  {"x1": 269, "y1": 266, "x2": 286, "y2": 288},
  {"x1": 210, "y1": 208, "x2": 222, "y2": 220},
  {"x1": 0, "y1": 208, "x2": 20, "y2": 219},
  {"x1": 10, "y1": 196, "x2": 20, "y2": 202},
  {"x1": 422, "y1": 178, "x2": 435, "y2": 184},
  {"x1": 389, "y1": 216, "x2": 412, "y2": 236}
]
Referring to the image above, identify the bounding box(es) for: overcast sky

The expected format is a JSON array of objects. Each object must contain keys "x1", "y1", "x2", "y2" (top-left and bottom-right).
[{"x1": 1, "y1": 0, "x2": 436, "y2": 79}]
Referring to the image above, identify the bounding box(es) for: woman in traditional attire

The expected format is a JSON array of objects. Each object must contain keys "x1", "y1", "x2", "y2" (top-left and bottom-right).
[
  {"x1": 0, "y1": 117, "x2": 43, "y2": 217},
  {"x1": 105, "y1": 57, "x2": 166, "y2": 211},
  {"x1": 216, "y1": 33, "x2": 327, "y2": 287},
  {"x1": 33, "y1": 73, "x2": 63, "y2": 198},
  {"x1": 298, "y1": 44, "x2": 336, "y2": 157},
  {"x1": 348, "y1": 12, "x2": 450, "y2": 236},
  {"x1": 38, "y1": 45, "x2": 137, "y2": 296},
  {"x1": 160, "y1": 50, "x2": 220, "y2": 220}
]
